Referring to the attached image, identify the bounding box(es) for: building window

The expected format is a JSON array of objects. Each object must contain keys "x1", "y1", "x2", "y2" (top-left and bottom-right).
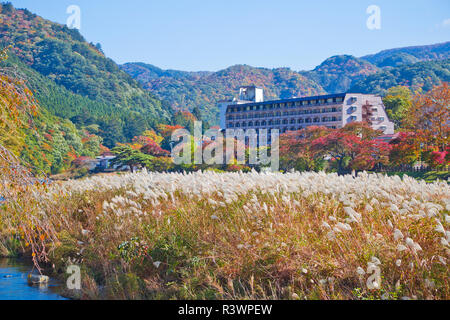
[{"x1": 347, "y1": 106, "x2": 357, "y2": 114}]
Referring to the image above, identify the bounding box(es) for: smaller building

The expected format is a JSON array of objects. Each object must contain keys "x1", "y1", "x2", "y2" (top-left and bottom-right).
[
  {"x1": 95, "y1": 152, "x2": 116, "y2": 171},
  {"x1": 238, "y1": 86, "x2": 264, "y2": 103}
]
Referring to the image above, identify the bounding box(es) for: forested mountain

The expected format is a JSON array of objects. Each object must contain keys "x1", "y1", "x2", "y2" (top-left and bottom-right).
[
  {"x1": 0, "y1": 49, "x2": 103, "y2": 174},
  {"x1": 123, "y1": 42, "x2": 450, "y2": 124},
  {"x1": 1, "y1": 3, "x2": 449, "y2": 136},
  {"x1": 0, "y1": 3, "x2": 172, "y2": 148},
  {"x1": 360, "y1": 41, "x2": 450, "y2": 67},
  {"x1": 301, "y1": 55, "x2": 379, "y2": 93},
  {"x1": 350, "y1": 59, "x2": 450, "y2": 95},
  {"x1": 121, "y1": 63, "x2": 325, "y2": 123}
]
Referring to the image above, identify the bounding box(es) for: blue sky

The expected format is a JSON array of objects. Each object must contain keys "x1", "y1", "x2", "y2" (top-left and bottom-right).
[{"x1": 7, "y1": 0, "x2": 450, "y2": 71}]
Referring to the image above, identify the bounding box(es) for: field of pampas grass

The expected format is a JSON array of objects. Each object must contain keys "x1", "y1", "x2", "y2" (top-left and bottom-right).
[{"x1": 2, "y1": 170, "x2": 449, "y2": 300}]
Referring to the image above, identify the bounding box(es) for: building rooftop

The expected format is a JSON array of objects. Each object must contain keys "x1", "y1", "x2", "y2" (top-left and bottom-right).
[
  {"x1": 227, "y1": 92, "x2": 349, "y2": 108},
  {"x1": 239, "y1": 85, "x2": 264, "y2": 89}
]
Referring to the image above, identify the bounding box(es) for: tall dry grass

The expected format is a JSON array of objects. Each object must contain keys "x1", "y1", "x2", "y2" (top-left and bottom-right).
[{"x1": 2, "y1": 170, "x2": 449, "y2": 299}]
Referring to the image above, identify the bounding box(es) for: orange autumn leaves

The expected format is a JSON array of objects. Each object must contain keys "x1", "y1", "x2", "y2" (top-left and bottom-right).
[
  {"x1": 406, "y1": 82, "x2": 450, "y2": 152},
  {"x1": 0, "y1": 47, "x2": 38, "y2": 155}
]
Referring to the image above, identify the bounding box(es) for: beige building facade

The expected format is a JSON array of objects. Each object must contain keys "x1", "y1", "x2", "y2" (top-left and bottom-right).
[{"x1": 219, "y1": 86, "x2": 395, "y2": 135}]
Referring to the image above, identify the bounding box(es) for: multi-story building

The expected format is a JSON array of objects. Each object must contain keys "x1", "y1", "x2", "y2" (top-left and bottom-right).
[{"x1": 219, "y1": 86, "x2": 395, "y2": 135}]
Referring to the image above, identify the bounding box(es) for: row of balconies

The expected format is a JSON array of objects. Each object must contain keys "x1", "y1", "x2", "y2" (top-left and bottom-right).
[
  {"x1": 227, "y1": 108, "x2": 342, "y2": 120},
  {"x1": 224, "y1": 125, "x2": 341, "y2": 136},
  {"x1": 227, "y1": 98, "x2": 345, "y2": 113},
  {"x1": 227, "y1": 116, "x2": 342, "y2": 128}
]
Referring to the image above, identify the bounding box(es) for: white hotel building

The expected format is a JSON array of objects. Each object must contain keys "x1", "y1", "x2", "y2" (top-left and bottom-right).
[{"x1": 219, "y1": 86, "x2": 394, "y2": 135}]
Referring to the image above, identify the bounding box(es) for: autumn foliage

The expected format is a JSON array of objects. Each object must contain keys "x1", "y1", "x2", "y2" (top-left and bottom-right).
[
  {"x1": 140, "y1": 141, "x2": 170, "y2": 157},
  {"x1": 280, "y1": 83, "x2": 449, "y2": 172},
  {"x1": 406, "y1": 82, "x2": 449, "y2": 151},
  {"x1": 0, "y1": 47, "x2": 37, "y2": 155},
  {"x1": 280, "y1": 123, "x2": 392, "y2": 173}
]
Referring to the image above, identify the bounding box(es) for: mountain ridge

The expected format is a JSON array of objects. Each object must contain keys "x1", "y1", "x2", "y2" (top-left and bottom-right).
[
  {"x1": 0, "y1": 4, "x2": 172, "y2": 147},
  {"x1": 360, "y1": 41, "x2": 450, "y2": 67},
  {"x1": 122, "y1": 41, "x2": 450, "y2": 124}
]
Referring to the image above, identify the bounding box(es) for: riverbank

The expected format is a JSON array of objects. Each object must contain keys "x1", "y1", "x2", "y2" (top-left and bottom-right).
[{"x1": 0, "y1": 258, "x2": 67, "y2": 300}]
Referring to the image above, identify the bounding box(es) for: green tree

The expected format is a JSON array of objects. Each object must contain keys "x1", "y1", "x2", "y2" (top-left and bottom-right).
[
  {"x1": 111, "y1": 145, "x2": 154, "y2": 172},
  {"x1": 100, "y1": 119, "x2": 125, "y2": 148},
  {"x1": 382, "y1": 86, "x2": 413, "y2": 129},
  {"x1": 123, "y1": 114, "x2": 147, "y2": 141}
]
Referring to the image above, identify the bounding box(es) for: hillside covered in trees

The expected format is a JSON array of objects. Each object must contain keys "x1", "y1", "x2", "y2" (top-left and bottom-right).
[
  {"x1": 350, "y1": 59, "x2": 450, "y2": 95},
  {"x1": 301, "y1": 55, "x2": 380, "y2": 93},
  {"x1": 120, "y1": 63, "x2": 326, "y2": 123},
  {"x1": 1, "y1": 2, "x2": 449, "y2": 175},
  {"x1": 0, "y1": 46, "x2": 102, "y2": 174},
  {"x1": 360, "y1": 41, "x2": 450, "y2": 67},
  {"x1": 0, "y1": 3, "x2": 172, "y2": 149},
  {"x1": 123, "y1": 42, "x2": 450, "y2": 124}
]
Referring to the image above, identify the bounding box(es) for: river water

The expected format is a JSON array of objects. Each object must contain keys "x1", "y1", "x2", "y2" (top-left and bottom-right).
[{"x1": 0, "y1": 258, "x2": 67, "y2": 300}]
